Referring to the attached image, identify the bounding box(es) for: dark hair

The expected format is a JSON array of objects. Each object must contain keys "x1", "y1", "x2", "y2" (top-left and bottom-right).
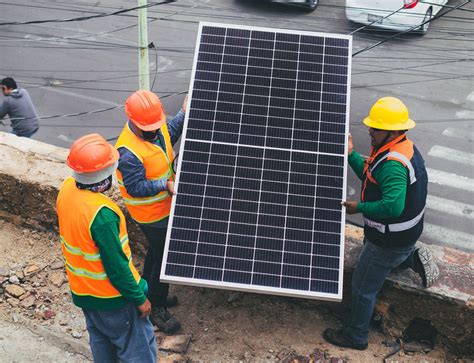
[{"x1": 1, "y1": 77, "x2": 17, "y2": 90}]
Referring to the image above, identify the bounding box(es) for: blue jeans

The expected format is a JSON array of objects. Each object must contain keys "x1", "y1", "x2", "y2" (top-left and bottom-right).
[
  {"x1": 11, "y1": 128, "x2": 38, "y2": 138},
  {"x1": 83, "y1": 303, "x2": 157, "y2": 363},
  {"x1": 344, "y1": 239, "x2": 416, "y2": 345}
]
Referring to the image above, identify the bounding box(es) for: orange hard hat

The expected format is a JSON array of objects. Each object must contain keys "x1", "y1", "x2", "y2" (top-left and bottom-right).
[
  {"x1": 124, "y1": 90, "x2": 166, "y2": 131},
  {"x1": 67, "y1": 133, "x2": 119, "y2": 173}
]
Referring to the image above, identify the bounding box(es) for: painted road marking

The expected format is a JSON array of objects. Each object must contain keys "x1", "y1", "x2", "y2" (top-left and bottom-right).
[
  {"x1": 426, "y1": 195, "x2": 473, "y2": 219},
  {"x1": 428, "y1": 145, "x2": 474, "y2": 167},
  {"x1": 423, "y1": 223, "x2": 473, "y2": 252},
  {"x1": 426, "y1": 168, "x2": 474, "y2": 193},
  {"x1": 442, "y1": 127, "x2": 474, "y2": 142},
  {"x1": 58, "y1": 134, "x2": 75, "y2": 144},
  {"x1": 456, "y1": 110, "x2": 474, "y2": 119},
  {"x1": 466, "y1": 91, "x2": 474, "y2": 103}
]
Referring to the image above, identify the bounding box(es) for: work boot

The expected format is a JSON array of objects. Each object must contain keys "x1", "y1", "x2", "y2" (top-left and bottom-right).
[
  {"x1": 413, "y1": 246, "x2": 440, "y2": 288},
  {"x1": 150, "y1": 307, "x2": 181, "y2": 334},
  {"x1": 323, "y1": 328, "x2": 368, "y2": 350},
  {"x1": 166, "y1": 295, "x2": 178, "y2": 308}
]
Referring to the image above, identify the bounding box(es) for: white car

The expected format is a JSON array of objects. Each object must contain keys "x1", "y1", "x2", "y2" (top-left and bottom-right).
[
  {"x1": 346, "y1": 0, "x2": 448, "y2": 34},
  {"x1": 268, "y1": 0, "x2": 319, "y2": 11}
]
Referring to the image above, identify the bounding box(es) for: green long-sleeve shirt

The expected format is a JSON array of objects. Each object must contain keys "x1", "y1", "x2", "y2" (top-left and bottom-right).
[
  {"x1": 348, "y1": 150, "x2": 408, "y2": 219},
  {"x1": 71, "y1": 207, "x2": 147, "y2": 311}
]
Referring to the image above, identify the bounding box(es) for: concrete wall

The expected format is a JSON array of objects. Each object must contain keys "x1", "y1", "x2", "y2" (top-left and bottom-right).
[{"x1": 0, "y1": 132, "x2": 472, "y2": 356}]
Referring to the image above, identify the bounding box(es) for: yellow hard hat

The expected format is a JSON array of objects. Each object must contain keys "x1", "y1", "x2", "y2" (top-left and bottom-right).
[{"x1": 363, "y1": 97, "x2": 416, "y2": 131}]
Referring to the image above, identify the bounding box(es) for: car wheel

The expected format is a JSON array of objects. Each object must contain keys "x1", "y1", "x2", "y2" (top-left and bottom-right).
[
  {"x1": 306, "y1": 0, "x2": 318, "y2": 11},
  {"x1": 417, "y1": 8, "x2": 432, "y2": 35}
]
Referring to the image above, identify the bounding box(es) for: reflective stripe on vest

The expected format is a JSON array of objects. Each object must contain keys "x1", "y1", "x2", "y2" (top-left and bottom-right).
[
  {"x1": 364, "y1": 208, "x2": 425, "y2": 233},
  {"x1": 60, "y1": 234, "x2": 130, "y2": 262},
  {"x1": 370, "y1": 151, "x2": 417, "y2": 185},
  {"x1": 122, "y1": 191, "x2": 170, "y2": 206},
  {"x1": 115, "y1": 123, "x2": 174, "y2": 224},
  {"x1": 61, "y1": 236, "x2": 100, "y2": 261},
  {"x1": 56, "y1": 177, "x2": 141, "y2": 299}
]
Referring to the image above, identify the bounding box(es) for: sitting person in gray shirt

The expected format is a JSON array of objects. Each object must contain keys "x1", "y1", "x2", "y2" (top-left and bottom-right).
[{"x1": 1, "y1": 77, "x2": 39, "y2": 138}]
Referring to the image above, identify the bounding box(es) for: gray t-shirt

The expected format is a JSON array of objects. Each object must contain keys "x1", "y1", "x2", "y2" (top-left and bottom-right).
[{"x1": 0, "y1": 88, "x2": 39, "y2": 136}]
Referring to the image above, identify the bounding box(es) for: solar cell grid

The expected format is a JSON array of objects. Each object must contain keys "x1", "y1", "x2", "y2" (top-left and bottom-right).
[{"x1": 162, "y1": 23, "x2": 351, "y2": 301}]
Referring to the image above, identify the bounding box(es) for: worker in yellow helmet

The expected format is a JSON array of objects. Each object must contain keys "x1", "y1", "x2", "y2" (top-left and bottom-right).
[
  {"x1": 324, "y1": 97, "x2": 439, "y2": 350},
  {"x1": 56, "y1": 134, "x2": 157, "y2": 362}
]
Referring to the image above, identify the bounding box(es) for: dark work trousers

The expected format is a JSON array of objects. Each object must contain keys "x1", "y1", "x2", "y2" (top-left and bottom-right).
[
  {"x1": 139, "y1": 224, "x2": 169, "y2": 308},
  {"x1": 344, "y1": 238, "x2": 416, "y2": 345}
]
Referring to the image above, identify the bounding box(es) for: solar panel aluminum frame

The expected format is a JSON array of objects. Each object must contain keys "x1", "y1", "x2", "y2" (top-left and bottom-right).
[{"x1": 161, "y1": 22, "x2": 352, "y2": 302}]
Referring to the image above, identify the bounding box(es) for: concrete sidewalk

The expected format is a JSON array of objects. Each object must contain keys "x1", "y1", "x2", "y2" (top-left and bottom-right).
[{"x1": 0, "y1": 318, "x2": 89, "y2": 362}]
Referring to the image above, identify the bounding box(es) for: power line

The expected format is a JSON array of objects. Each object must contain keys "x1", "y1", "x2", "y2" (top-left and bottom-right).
[
  {"x1": 352, "y1": 58, "x2": 473, "y2": 77},
  {"x1": 0, "y1": 1, "x2": 470, "y2": 135},
  {"x1": 19, "y1": 68, "x2": 191, "y2": 89},
  {"x1": 1, "y1": 1, "x2": 472, "y2": 60},
  {"x1": 0, "y1": 0, "x2": 175, "y2": 26},
  {"x1": 352, "y1": 0, "x2": 472, "y2": 57},
  {"x1": 422, "y1": 0, "x2": 474, "y2": 13},
  {"x1": 2, "y1": 90, "x2": 187, "y2": 122},
  {"x1": 353, "y1": 72, "x2": 473, "y2": 89},
  {"x1": 349, "y1": 5, "x2": 406, "y2": 35},
  {"x1": 2, "y1": 117, "x2": 472, "y2": 131}
]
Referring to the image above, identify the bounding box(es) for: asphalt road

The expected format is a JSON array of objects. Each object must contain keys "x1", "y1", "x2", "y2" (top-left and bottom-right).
[{"x1": 1, "y1": 0, "x2": 473, "y2": 251}]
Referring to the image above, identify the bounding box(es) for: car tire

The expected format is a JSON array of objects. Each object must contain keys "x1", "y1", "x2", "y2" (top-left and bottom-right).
[
  {"x1": 417, "y1": 8, "x2": 432, "y2": 35},
  {"x1": 305, "y1": 0, "x2": 318, "y2": 11}
]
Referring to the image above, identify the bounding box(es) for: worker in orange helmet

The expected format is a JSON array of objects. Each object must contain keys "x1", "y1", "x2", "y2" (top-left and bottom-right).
[
  {"x1": 115, "y1": 90, "x2": 187, "y2": 334},
  {"x1": 56, "y1": 134, "x2": 157, "y2": 362}
]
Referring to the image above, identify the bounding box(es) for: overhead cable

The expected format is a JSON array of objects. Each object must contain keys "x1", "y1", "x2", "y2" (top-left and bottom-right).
[
  {"x1": 352, "y1": 0, "x2": 472, "y2": 57},
  {"x1": 2, "y1": 90, "x2": 187, "y2": 122},
  {"x1": 0, "y1": 0, "x2": 175, "y2": 26},
  {"x1": 349, "y1": 5, "x2": 406, "y2": 35}
]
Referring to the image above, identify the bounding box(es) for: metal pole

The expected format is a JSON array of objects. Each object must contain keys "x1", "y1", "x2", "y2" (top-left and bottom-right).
[{"x1": 138, "y1": 0, "x2": 150, "y2": 90}]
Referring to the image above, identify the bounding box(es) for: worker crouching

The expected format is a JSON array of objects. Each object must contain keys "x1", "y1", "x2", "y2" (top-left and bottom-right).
[
  {"x1": 324, "y1": 97, "x2": 440, "y2": 350},
  {"x1": 56, "y1": 134, "x2": 157, "y2": 362}
]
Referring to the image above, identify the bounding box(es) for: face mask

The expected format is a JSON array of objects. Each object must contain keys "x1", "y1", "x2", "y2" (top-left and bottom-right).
[
  {"x1": 142, "y1": 130, "x2": 159, "y2": 141},
  {"x1": 77, "y1": 175, "x2": 112, "y2": 193}
]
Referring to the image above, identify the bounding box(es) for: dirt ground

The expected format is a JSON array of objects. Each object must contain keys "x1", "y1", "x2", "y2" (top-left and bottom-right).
[{"x1": 0, "y1": 219, "x2": 450, "y2": 362}]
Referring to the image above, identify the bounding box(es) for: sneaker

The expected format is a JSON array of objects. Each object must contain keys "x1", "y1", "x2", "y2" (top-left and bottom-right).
[
  {"x1": 150, "y1": 307, "x2": 181, "y2": 334},
  {"x1": 323, "y1": 328, "x2": 368, "y2": 351},
  {"x1": 166, "y1": 295, "x2": 178, "y2": 308},
  {"x1": 413, "y1": 246, "x2": 440, "y2": 288}
]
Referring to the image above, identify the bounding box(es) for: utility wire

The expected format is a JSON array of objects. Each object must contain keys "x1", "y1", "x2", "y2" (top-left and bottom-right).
[
  {"x1": 2, "y1": 17, "x2": 471, "y2": 58},
  {"x1": 1, "y1": 0, "x2": 472, "y2": 58},
  {"x1": 352, "y1": 58, "x2": 473, "y2": 76},
  {"x1": 422, "y1": 0, "x2": 474, "y2": 13},
  {"x1": 353, "y1": 73, "x2": 473, "y2": 89},
  {"x1": 352, "y1": 0, "x2": 472, "y2": 57},
  {"x1": 2, "y1": 90, "x2": 187, "y2": 122},
  {"x1": 3, "y1": 117, "x2": 472, "y2": 131},
  {"x1": 20, "y1": 68, "x2": 191, "y2": 89},
  {"x1": 349, "y1": 5, "x2": 406, "y2": 35},
  {"x1": 0, "y1": 0, "x2": 470, "y2": 131},
  {"x1": 0, "y1": 0, "x2": 175, "y2": 26},
  {"x1": 3, "y1": 0, "x2": 472, "y2": 30}
]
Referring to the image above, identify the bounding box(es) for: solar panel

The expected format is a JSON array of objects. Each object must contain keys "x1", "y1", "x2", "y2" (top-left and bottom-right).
[{"x1": 161, "y1": 23, "x2": 352, "y2": 301}]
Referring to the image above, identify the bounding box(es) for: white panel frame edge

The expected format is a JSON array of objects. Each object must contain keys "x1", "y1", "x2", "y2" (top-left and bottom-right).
[{"x1": 161, "y1": 22, "x2": 352, "y2": 302}]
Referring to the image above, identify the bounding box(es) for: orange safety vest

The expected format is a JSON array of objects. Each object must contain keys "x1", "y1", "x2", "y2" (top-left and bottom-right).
[
  {"x1": 361, "y1": 134, "x2": 413, "y2": 200},
  {"x1": 56, "y1": 177, "x2": 141, "y2": 299},
  {"x1": 115, "y1": 123, "x2": 175, "y2": 224}
]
